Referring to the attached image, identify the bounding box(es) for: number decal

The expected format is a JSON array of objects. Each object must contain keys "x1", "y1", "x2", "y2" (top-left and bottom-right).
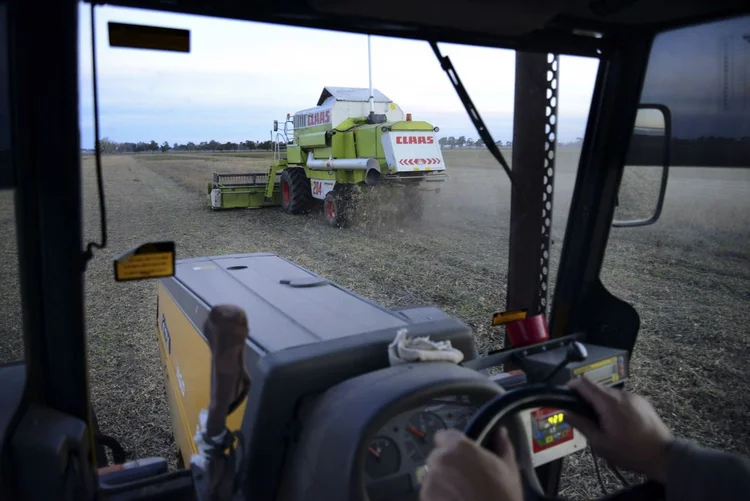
[{"x1": 310, "y1": 179, "x2": 336, "y2": 200}]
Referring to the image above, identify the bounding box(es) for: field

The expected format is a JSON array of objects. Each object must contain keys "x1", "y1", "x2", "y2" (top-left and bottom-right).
[{"x1": 1, "y1": 148, "x2": 749, "y2": 498}]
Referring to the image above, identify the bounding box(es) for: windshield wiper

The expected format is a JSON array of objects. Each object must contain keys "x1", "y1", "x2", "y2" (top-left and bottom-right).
[{"x1": 429, "y1": 41, "x2": 517, "y2": 190}]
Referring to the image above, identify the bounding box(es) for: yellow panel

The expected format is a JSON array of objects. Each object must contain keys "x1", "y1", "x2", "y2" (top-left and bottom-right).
[
  {"x1": 572, "y1": 357, "x2": 618, "y2": 375},
  {"x1": 492, "y1": 309, "x2": 528, "y2": 326},
  {"x1": 115, "y1": 242, "x2": 175, "y2": 281},
  {"x1": 156, "y1": 283, "x2": 247, "y2": 467}
]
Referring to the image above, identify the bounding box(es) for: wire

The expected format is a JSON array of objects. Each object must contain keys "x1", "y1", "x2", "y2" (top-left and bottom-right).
[
  {"x1": 83, "y1": 2, "x2": 108, "y2": 269},
  {"x1": 591, "y1": 448, "x2": 609, "y2": 496}
]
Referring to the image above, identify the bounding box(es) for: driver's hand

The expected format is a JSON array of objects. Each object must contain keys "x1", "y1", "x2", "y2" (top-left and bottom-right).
[
  {"x1": 565, "y1": 377, "x2": 674, "y2": 482},
  {"x1": 420, "y1": 428, "x2": 523, "y2": 501}
]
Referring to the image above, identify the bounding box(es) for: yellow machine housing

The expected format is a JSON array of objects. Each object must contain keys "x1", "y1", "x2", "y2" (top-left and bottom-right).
[{"x1": 154, "y1": 253, "x2": 478, "y2": 468}]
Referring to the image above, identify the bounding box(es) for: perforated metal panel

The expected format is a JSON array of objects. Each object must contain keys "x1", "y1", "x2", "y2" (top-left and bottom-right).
[
  {"x1": 508, "y1": 52, "x2": 559, "y2": 317},
  {"x1": 539, "y1": 54, "x2": 559, "y2": 314}
]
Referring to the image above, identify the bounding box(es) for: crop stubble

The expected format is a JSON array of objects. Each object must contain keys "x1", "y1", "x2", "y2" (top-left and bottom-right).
[{"x1": 0, "y1": 149, "x2": 748, "y2": 498}]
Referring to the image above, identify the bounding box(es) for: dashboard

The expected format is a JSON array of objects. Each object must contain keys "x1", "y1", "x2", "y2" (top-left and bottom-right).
[{"x1": 363, "y1": 394, "x2": 481, "y2": 500}]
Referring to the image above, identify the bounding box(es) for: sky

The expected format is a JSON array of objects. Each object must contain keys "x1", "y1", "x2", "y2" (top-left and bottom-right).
[{"x1": 77, "y1": 4, "x2": 600, "y2": 149}]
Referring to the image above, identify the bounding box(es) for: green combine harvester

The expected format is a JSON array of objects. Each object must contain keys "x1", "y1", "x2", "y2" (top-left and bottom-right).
[{"x1": 207, "y1": 86, "x2": 447, "y2": 227}]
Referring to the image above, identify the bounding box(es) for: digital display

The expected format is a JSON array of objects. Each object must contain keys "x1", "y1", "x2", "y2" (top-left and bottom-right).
[
  {"x1": 530, "y1": 408, "x2": 574, "y2": 453},
  {"x1": 574, "y1": 356, "x2": 622, "y2": 385},
  {"x1": 583, "y1": 363, "x2": 617, "y2": 384},
  {"x1": 547, "y1": 413, "x2": 564, "y2": 425}
]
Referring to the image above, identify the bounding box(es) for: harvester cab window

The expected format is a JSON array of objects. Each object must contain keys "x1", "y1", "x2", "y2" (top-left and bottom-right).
[
  {"x1": 0, "y1": 1, "x2": 22, "y2": 365},
  {"x1": 600, "y1": 13, "x2": 750, "y2": 465}
]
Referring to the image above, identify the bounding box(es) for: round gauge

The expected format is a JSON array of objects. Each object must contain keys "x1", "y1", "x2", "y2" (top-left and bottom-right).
[
  {"x1": 404, "y1": 411, "x2": 447, "y2": 457},
  {"x1": 365, "y1": 436, "x2": 401, "y2": 479}
]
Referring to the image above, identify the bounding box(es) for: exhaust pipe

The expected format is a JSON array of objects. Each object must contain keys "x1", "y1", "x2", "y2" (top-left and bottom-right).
[{"x1": 306, "y1": 152, "x2": 380, "y2": 173}]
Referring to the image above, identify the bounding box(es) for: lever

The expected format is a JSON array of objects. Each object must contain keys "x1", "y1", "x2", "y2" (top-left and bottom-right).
[
  {"x1": 191, "y1": 304, "x2": 251, "y2": 501},
  {"x1": 543, "y1": 341, "x2": 588, "y2": 384}
]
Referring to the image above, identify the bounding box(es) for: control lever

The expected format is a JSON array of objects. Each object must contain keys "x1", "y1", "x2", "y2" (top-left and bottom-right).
[
  {"x1": 191, "y1": 305, "x2": 251, "y2": 501},
  {"x1": 543, "y1": 341, "x2": 588, "y2": 384}
]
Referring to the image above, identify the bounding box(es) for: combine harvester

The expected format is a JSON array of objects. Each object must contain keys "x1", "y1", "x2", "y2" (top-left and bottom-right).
[{"x1": 207, "y1": 40, "x2": 446, "y2": 227}]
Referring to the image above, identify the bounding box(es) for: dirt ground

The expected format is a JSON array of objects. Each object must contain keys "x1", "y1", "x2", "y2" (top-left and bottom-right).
[{"x1": 1, "y1": 148, "x2": 748, "y2": 499}]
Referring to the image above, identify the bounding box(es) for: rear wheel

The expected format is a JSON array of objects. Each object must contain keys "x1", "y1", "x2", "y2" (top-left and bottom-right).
[
  {"x1": 324, "y1": 189, "x2": 350, "y2": 227},
  {"x1": 280, "y1": 168, "x2": 313, "y2": 214}
]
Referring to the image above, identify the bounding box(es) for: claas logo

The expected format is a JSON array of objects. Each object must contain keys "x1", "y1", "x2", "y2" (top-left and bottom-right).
[
  {"x1": 307, "y1": 110, "x2": 331, "y2": 126},
  {"x1": 396, "y1": 135, "x2": 434, "y2": 145}
]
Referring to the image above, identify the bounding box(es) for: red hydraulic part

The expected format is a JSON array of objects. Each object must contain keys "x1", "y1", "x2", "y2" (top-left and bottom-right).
[{"x1": 492, "y1": 310, "x2": 550, "y2": 348}]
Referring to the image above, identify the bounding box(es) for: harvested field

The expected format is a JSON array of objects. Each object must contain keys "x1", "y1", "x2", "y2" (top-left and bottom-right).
[{"x1": 1, "y1": 148, "x2": 748, "y2": 499}]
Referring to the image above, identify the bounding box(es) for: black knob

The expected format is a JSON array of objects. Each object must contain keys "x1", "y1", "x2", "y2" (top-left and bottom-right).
[{"x1": 567, "y1": 341, "x2": 588, "y2": 363}]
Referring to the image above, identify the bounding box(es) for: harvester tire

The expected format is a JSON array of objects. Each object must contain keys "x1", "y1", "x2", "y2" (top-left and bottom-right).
[
  {"x1": 280, "y1": 168, "x2": 312, "y2": 214},
  {"x1": 324, "y1": 190, "x2": 350, "y2": 228}
]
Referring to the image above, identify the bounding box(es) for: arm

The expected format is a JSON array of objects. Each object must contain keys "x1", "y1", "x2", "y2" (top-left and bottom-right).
[
  {"x1": 665, "y1": 439, "x2": 750, "y2": 501},
  {"x1": 566, "y1": 377, "x2": 750, "y2": 501}
]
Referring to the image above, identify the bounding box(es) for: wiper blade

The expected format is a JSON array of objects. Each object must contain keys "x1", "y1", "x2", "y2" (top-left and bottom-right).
[{"x1": 429, "y1": 41, "x2": 517, "y2": 189}]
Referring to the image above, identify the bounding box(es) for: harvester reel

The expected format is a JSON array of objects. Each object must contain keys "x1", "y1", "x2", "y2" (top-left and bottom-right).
[{"x1": 280, "y1": 168, "x2": 313, "y2": 214}]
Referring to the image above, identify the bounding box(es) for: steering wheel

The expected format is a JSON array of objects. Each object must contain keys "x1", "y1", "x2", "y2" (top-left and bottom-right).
[{"x1": 462, "y1": 384, "x2": 665, "y2": 501}]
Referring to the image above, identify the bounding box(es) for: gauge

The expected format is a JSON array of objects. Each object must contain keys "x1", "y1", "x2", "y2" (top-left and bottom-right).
[
  {"x1": 365, "y1": 436, "x2": 401, "y2": 479},
  {"x1": 404, "y1": 438, "x2": 423, "y2": 463},
  {"x1": 404, "y1": 411, "x2": 446, "y2": 457}
]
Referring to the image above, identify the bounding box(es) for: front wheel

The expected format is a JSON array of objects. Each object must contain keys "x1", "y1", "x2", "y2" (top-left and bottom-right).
[
  {"x1": 324, "y1": 189, "x2": 350, "y2": 228},
  {"x1": 280, "y1": 168, "x2": 313, "y2": 214}
]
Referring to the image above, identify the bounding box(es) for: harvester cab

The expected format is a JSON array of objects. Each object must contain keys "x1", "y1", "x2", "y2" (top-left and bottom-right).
[{"x1": 2, "y1": 2, "x2": 749, "y2": 501}]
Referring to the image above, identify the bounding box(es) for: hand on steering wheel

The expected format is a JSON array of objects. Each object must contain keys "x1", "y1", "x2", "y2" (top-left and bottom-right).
[
  {"x1": 421, "y1": 382, "x2": 666, "y2": 501},
  {"x1": 565, "y1": 377, "x2": 673, "y2": 482},
  {"x1": 420, "y1": 427, "x2": 523, "y2": 501}
]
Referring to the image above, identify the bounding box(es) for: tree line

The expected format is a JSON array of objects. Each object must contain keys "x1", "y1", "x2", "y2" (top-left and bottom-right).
[
  {"x1": 96, "y1": 137, "x2": 276, "y2": 154},
  {"x1": 438, "y1": 136, "x2": 514, "y2": 148},
  {"x1": 93, "y1": 135, "x2": 587, "y2": 154}
]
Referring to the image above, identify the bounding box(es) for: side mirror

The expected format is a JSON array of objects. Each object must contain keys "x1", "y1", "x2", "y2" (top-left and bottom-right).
[
  {"x1": 273, "y1": 120, "x2": 278, "y2": 132},
  {"x1": 612, "y1": 104, "x2": 672, "y2": 228}
]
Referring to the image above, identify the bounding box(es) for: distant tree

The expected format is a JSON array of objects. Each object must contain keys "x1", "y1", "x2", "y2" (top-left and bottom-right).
[
  {"x1": 474, "y1": 138, "x2": 484, "y2": 148},
  {"x1": 575, "y1": 137, "x2": 583, "y2": 143},
  {"x1": 465, "y1": 138, "x2": 474, "y2": 148},
  {"x1": 438, "y1": 137, "x2": 448, "y2": 148},
  {"x1": 505, "y1": 140, "x2": 512, "y2": 147},
  {"x1": 186, "y1": 142, "x2": 196, "y2": 151},
  {"x1": 457, "y1": 136, "x2": 466, "y2": 148},
  {"x1": 244, "y1": 140, "x2": 256, "y2": 150},
  {"x1": 447, "y1": 136, "x2": 456, "y2": 148},
  {"x1": 160, "y1": 141, "x2": 171, "y2": 153},
  {"x1": 99, "y1": 137, "x2": 116, "y2": 154},
  {"x1": 207, "y1": 140, "x2": 219, "y2": 151}
]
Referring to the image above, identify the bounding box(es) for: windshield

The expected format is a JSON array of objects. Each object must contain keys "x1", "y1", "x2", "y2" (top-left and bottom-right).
[
  {"x1": 69, "y1": 1, "x2": 597, "y2": 472},
  {"x1": 0, "y1": 2, "x2": 747, "y2": 499}
]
